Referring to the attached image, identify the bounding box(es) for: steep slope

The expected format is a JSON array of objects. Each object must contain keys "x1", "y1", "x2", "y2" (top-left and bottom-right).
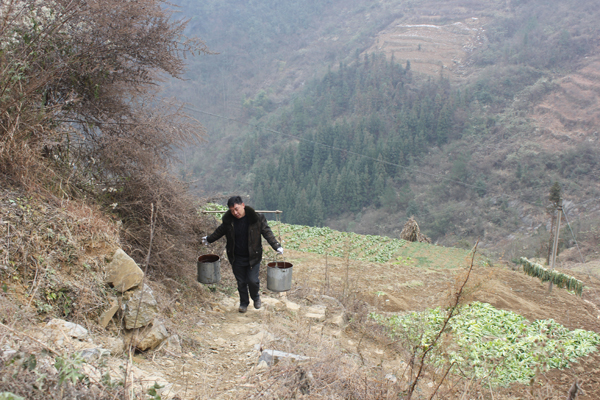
[
  {"x1": 531, "y1": 57, "x2": 600, "y2": 148},
  {"x1": 170, "y1": 0, "x2": 600, "y2": 259}
]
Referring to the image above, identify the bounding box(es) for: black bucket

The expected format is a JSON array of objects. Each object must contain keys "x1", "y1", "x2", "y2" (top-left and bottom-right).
[
  {"x1": 267, "y1": 261, "x2": 293, "y2": 292},
  {"x1": 197, "y1": 254, "x2": 221, "y2": 284}
]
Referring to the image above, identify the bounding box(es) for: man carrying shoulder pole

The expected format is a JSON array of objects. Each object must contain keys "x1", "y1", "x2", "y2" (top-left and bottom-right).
[{"x1": 202, "y1": 196, "x2": 283, "y2": 313}]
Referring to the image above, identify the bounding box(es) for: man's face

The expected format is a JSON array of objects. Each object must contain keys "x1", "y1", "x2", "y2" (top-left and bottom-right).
[{"x1": 230, "y1": 202, "x2": 246, "y2": 219}]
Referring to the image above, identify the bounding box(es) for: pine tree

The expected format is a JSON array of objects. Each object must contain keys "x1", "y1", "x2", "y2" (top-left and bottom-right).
[{"x1": 311, "y1": 188, "x2": 325, "y2": 226}]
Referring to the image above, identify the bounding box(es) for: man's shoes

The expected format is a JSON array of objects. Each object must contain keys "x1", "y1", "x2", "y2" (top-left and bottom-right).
[
  {"x1": 239, "y1": 305, "x2": 247, "y2": 313},
  {"x1": 254, "y1": 298, "x2": 261, "y2": 309}
]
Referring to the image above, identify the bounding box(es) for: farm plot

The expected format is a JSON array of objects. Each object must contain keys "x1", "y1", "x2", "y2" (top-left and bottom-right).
[
  {"x1": 270, "y1": 221, "x2": 407, "y2": 263},
  {"x1": 372, "y1": 302, "x2": 600, "y2": 386}
]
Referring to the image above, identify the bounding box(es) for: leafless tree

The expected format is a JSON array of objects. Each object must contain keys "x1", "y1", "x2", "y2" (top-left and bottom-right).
[{"x1": 1, "y1": 0, "x2": 210, "y2": 275}]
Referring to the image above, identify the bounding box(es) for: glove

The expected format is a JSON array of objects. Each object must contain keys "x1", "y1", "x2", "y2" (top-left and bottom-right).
[
  {"x1": 202, "y1": 236, "x2": 209, "y2": 246},
  {"x1": 276, "y1": 247, "x2": 284, "y2": 255}
]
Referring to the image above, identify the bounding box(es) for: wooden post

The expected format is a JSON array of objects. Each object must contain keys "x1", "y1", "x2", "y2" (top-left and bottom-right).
[{"x1": 548, "y1": 201, "x2": 562, "y2": 293}]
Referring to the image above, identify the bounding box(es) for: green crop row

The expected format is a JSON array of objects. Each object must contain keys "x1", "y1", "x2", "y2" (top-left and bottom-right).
[
  {"x1": 519, "y1": 258, "x2": 583, "y2": 296},
  {"x1": 371, "y1": 302, "x2": 600, "y2": 386}
]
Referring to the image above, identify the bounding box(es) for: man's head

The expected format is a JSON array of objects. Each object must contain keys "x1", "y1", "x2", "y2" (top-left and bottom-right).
[{"x1": 227, "y1": 196, "x2": 246, "y2": 219}]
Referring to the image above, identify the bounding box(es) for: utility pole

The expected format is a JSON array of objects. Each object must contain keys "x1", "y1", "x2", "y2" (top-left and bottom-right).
[{"x1": 548, "y1": 200, "x2": 562, "y2": 293}]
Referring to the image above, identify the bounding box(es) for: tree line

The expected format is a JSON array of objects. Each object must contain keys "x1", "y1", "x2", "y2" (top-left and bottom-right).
[{"x1": 234, "y1": 53, "x2": 473, "y2": 225}]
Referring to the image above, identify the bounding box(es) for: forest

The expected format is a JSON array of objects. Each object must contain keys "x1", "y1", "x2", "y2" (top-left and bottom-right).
[{"x1": 172, "y1": 0, "x2": 600, "y2": 251}]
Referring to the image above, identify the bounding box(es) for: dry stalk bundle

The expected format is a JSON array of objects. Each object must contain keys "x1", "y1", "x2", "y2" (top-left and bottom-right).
[
  {"x1": 519, "y1": 257, "x2": 583, "y2": 296},
  {"x1": 400, "y1": 217, "x2": 431, "y2": 243}
]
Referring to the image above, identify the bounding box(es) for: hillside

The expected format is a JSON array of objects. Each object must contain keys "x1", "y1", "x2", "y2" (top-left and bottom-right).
[
  {"x1": 2, "y1": 190, "x2": 600, "y2": 398},
  {"x1": 3, "y1": 0, "x2": 600, "y2": 398},
  {"x1": 171, "y1": 0, "x2": 600, "y2": 261}
]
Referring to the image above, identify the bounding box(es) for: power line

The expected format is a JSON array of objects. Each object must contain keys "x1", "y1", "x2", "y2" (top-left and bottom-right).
[
  {"x1": 171, "y1": 103, "x2": 482, "y2": 190},
  {"x1": 173, "y1": 102, "x2": 600, "y2": 226}
]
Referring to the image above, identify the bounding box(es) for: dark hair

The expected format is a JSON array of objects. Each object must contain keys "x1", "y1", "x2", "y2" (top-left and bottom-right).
[{"x1": 227, "y1": 196, "x2": 243, "y2": 208}]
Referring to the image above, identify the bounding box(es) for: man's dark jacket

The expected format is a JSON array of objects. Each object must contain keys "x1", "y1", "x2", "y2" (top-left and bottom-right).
[{"x1": 206, "y1": 206, "x2": 281, "y2": 266}]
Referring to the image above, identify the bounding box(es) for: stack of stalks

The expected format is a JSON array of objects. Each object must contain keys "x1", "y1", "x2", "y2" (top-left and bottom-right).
[{"x1": 400, "y1": 217, "x2": 431, "y2": 243}]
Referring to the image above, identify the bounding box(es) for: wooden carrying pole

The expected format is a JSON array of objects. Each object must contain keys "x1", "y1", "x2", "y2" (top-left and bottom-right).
[
  {"x1": 202, "y1": 210, "x2": 282, "y2": 214},
  {"x1": 548, "y1": 200, "x2": 562, "y2": 293}
]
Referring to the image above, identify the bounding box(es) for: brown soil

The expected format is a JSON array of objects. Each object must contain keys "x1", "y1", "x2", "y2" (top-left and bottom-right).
[
  {"x1": 530, "y1": 55, "x2": 600, "y2": 151},
  {"x1": 366, "y1": 15, "x2": 488, "y2": 79}
]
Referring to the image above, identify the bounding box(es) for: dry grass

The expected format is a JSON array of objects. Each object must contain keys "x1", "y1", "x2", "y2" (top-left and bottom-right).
[{"x1": 0, "y1": 184, "x2": 119, "y2": 329}]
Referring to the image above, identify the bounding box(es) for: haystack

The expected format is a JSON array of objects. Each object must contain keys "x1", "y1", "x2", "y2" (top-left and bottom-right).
[{"x1": 400, "y1": 217, "x2": 431, "y2": 243}]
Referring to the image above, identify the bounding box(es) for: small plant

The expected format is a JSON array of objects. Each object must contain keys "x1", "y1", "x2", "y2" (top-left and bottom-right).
[
  {"x1": 34, "y1": 300, "x2": 53, "y2": 314},
  {"x1": 147, "y1": 382, "x2": 164, "y2": 399},
  {"x1": 54, "y1": 354, "x2": 86, "y2": 385}
]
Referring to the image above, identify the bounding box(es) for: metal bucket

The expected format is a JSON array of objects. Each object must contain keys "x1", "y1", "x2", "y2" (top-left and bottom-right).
[
  {"x1": 267, "y1": 261, "x2": 293, "y2": 292},
  {"x1": 197, "y1": 254, "x2": 221, "y2": 284}
]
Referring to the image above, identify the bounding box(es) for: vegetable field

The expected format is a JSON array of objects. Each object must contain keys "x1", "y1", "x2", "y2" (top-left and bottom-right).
[
  {"x1": 270, "y1": 221, "x2": 407, "y2": 263},
  {"x1": 372, "y1": 302, "x2": 600, "y2": 386}
]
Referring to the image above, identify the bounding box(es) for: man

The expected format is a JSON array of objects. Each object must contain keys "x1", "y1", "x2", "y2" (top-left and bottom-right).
[{"x1": 203, "y1": 196, "x2": 283, "y2": 313}]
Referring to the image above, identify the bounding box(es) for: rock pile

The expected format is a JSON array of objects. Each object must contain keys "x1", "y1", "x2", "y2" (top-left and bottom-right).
[{"x1": 100, "y1": 249, "x2": 171, "y2": 351}]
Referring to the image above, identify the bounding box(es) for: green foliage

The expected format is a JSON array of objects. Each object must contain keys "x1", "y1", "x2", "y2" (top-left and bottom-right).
[
  {"x1": 54, "y1": 354, "x2": 86, "y2": 386},
  {"x1": 240, "y1": 54, "x2": 467, "y2": 225},
  {"x1": 519, "y1": 258, "x2": 583, "y2": 296},
  {"x1": 371, "y1": 302, "x2": 600, "y2": 386},
  {"x1": 147, "y1": 382, "x2": 165, "y2": 399},
  {"x1": 200, "y1": 203, "x2": 228, "y2": 220},
  {"x1": 270, "y1": 221, "x2": 406, "y2": 263},
  {"x1": 548, "y1": 181, "x2": 561, "y2": 207}
]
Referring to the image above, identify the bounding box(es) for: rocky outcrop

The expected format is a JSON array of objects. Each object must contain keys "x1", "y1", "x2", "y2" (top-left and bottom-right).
[
  {"x1": 125, "y1": 319, "x2": 169, "y2": 351},
  {"x1": 106, "y1": 248, "x2": 144, "y2": 293},
  {"x1": 121, "y1": 284, "x2": 158, "y2": 329}
]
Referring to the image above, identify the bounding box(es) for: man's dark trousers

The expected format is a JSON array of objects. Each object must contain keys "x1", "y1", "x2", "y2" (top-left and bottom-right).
[{"x1": 232, "y1": 256, "x2": 260, "y2": 307}]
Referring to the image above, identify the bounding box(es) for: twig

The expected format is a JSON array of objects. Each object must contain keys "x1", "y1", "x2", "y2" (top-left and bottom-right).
[
  {"x1": 0, "y1": 321, "x2": 60, "y2": 355},
  {"x1": 428, "y1": 362, "x2": 455, "y2": 400},
  {"x1": 566, "y1": 379, "x2": 584, "y2": 400},
  {"x1": 123, "y1": 203, "x2": 156, "y2": 399},
  {"x1": 406, "y1": 240, "x2": 479, "y2": 400}
]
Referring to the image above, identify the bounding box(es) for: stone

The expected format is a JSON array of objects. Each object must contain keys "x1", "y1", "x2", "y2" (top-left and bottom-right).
[
  {"x1": 164, "y1": 334, "x2": 182, "y2": 354},
  {"x1": 106, "y1": 249, "x2": 144, "y2": 293},
  {"x1": 79, "y1": 347, "x2": 110, "y2": 361},
  {"x1": 327, "y1": 313, "x2": 345, "y2": 327},
  {"x1": 261, "y1": 297, "x2": 284, "y2": 309},
  {"x1": 98, "y1": 296, "x2": 119, "y2": 329},
  {"x1": 101, "y1": 337, "x2": 125, "y2": 356},
  {"x1": 282, "y1": 299, "x2": 301, "y2": 312},
  {"x1": 121, "y1": 284, "x2": 158, "y2": 329},
  {"x1": 258, "y1": 349, "x2": 309, "y2": 366},
  {"x1": 256, "y1": 360, "x2": 269, "y2": 371},
  {"x1": 305, "y1": 313, "x2": 326, "y2": 322},
  {"x1": 126, "y1": 319, "x2": 169, "y2": 351},
  {"x1": 46, "y1": 318, "x2": 88, "y2": 339}
]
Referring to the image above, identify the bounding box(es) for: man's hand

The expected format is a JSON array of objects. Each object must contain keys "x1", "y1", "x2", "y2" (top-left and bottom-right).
[
  {"x1": 202, "y1": 236, "x2": 209, "y2": 246},
  {"x1": 276, "y1": 247, "x2": 284, "y2": 255}
]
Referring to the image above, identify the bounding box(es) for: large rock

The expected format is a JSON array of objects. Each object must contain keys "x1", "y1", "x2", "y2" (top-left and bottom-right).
[
  {"x1": 121, "y1": 284, "x2": 158, "y2": 329},
  {"x1": 125, "y1": 319, "x2": 169, "y2": 351},
  {"x1": 106, "y1": 249, "x2": 144, "y2": 292},
  {"x1": 46, "y1": 318, "x2": 88, "y2": 339}
]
